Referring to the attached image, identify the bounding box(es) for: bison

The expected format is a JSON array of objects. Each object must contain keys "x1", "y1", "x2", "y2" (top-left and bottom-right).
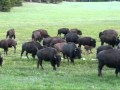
[
  {"x1": 57, "y1": 28, "x2": 69, "y2": 38},
  {"x1": 0, "y1": 54, "x2": 3, "y2": 66},
  {"x1": 65, "y1": 32, "x2": 79, "y2": 44},
  {"x1": 35, "y1": 29, "x2": 50, "y2": 38},
  {"x1": 21, "y1": 41, "x2": 43, "y2": 59},
  {"x1": 70, "y1": 28, "x2": 82, "y2": 35},
  {"x1": 78, "y1": 37, "x2": 96, "y2": 48},
  {"x1": 97, "y1": 49, "x2": 120, "y2": 77},
  {"x1": 37, "y1": 47, "x2": 61, "y2": 70},
  {"x1": 97, "y1": 45, "x2": 113, "y2": 54},
  {"x1": 54, "y1": 42, "x2": 67, "y2": 52},
  {"x1": 6, "y1": 29, "x2": 16, "y2": 39},
  {"x1": 99, "y1": 29, "x2": 119, "y2": 47},
  {"x1": 62, "y1": 42, "x2": 81, "y2": 64},
  {"x1": 32, "y1": 30, "x2": 42, "y2": 42},
  {"x1": 0, "y1": 39, "x2": 17, "y2": 55}
]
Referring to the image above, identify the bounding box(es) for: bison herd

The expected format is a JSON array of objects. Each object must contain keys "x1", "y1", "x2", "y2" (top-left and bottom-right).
[{"x1": 0, "y1": 28, "x2": 120, "y2": 77}]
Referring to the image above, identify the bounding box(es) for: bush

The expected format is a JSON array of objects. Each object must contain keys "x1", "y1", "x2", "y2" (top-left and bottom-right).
[
  {"x1": 15, "y1": 0, "x2": 23, "y2": 6},
  {"x1": 0, "y1": 0, "x2": 11, "y2": 12},
  {"x1": 10, "y1": 0, "x2": 16, "y2": 7}
]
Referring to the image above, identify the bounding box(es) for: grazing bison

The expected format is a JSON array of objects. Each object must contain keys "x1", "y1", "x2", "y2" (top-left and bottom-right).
[
  {"x1": 43, "y1": 37, "x2": 53, "y2": 47},
  {"x1": 70, "y1": 28, "x2": 82, "y2": 35},
  {"x1": 54, "y1": 42, "x2": 67, "y2": 52},
  {"x1": 57, "y1": 28, "x2": 69, "y2": 37},
  {"x1": 97, "y1": 49, "x2": 120, "y2": 77},
  {"x1": 32, "y1": 30, "x2": 42, "y2": 42},
  {"x1": 65, "y1": 32, "x2": 79, "y2": 44},
  {"x1": 6, "y1": 29, "x2": 16, "y2": 39},
  {"x1": 36, "y1": 29, "x2": 50, "y2": 38},
  {"x1": 21, "y1": 41, "x2": 43, "y2": 59},
  {"x1": 62, "y1": 42, "x2": 81, "y2": 64},
  {"x1": 0, "y1": 39, "x2": 17, "y2": 55},
  {"x1": 99, "y1": 29, "x2": 119, "y2": 47},
  {"x1": 78, "y1": 37, "x2": 96, "y2": 48},
  {"x1": 0, "y1": 54, "x2": 3, "y2": 66},
  {"x1": 97, "y1": 45, "x2": 113, "y2": 54},
  {"x1": 37, "y1": 47, "x2": 61, "y2": 70},
  {"x1": 50, "y1": 37, "x2": 65, "y2": 47}
]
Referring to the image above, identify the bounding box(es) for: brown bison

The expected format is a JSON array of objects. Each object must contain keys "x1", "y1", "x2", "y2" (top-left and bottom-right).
[
  {"x1": 97, "y1": 49, "x2": 120, "y2": 77},
  {"x1": 32, "y1": 30, "x2": 42, "y2": 42},
  {"x1": 54, "y1": 42, "x2": 67, "y2": 52},
  {"x1": 37, "y1": 47, "x2": 61, "y2": 70},
  {"x1": 70, "y1": 28, "x2": 82, "y2": 35},
  {"x1": 6, "y1": 29, "x2": 16, "y2": 39},
  {"x1": 99, "y1": 29, "x2": 119, "y2": 47},
  {"x1": 35, "y1": 29, "x2": 49, "y2": 38},
  {"x1": 0, "y1": 39, "x2": 17, "y2": 55},
  {"x1": 21, "y1": 41, "x2": 43, "y2": 59}
]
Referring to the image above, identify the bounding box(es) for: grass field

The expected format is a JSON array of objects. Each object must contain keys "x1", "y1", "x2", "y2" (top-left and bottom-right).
[{"x1": 0, "y1": 2, "x2": 120, "y2": 90}]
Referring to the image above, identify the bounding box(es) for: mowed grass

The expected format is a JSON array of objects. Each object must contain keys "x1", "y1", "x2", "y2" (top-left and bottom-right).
[{"x1": 0, "y1": 2, "x2": 120, "y2": 90}]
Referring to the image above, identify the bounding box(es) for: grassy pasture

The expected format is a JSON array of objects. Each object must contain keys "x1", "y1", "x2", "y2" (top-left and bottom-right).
[{"x1": 0, "y1": 2, "x2": 120, "y2": 89}]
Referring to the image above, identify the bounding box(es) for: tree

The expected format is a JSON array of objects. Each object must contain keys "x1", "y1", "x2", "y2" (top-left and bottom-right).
[{"x1": 0, "y1": 0, "x2": 11, "y2": 12}]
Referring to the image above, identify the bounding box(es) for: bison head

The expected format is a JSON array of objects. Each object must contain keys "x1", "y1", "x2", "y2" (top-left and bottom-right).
[
  {"x1": 74, "y1": 48, "x2": 82, "y2": 59},
  {"x1": 99, "y1": 32, "x2": 103, "y2": 38},
  {"x1": 54, "y1": 54, "x2": 61, "y2": 67},
  {"x1": 90, "y1": 39, "x2": 96, "y2": 47}
]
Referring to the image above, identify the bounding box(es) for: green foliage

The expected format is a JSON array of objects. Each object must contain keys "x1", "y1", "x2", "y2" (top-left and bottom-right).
[
  {"x1": 10, "y1": 0, "x2": 16, "y2": 7},
  {"x1": 0, "y1": 0, "x2": 11, "y2": 12},
  {"x1": 15, "y1": 0, "x2": 23, "y2": 6}
]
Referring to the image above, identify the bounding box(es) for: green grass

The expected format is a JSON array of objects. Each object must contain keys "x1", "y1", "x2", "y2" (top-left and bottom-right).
[{"x1": 0, "y1": 2, "x2": 120, "y2": 90}]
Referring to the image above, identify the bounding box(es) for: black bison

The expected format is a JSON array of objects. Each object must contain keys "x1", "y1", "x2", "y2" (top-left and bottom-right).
[
  {"x1": 78, "y1": 37, "x2": 96, "y2": 48},
  {"x1": 97, "y1": 49, "x2": 120, "y2": 77},
  {"x1": 57, "y1": 28, "x2": 69, "y2": 37},
  {"x1": 21, "y1": 41, "x2": 43, "y2": 59},
  {"x1": 6, "y1": 29, "x2": 16, "y2": 39},
  {"x1": 36, "y1": 29, "x2": 50, "y2": 38},
  {"x1": 0, "y1": 54, "x2": 3, "y2": 66},
  {"x1": 99, "y1": 29, "x2": 119, "y2": 47},
  {"x1": 32, "y1": 30, "x2": 42, "y2": 42},
  {"x1": 37, "y1": 47, "x2": 61, "y2": 70},
  {"x1": 65, "y1": 32, "x2": 79, "y2": 44},
  {"x1": 0, "y1": 39, "x2": 17, "y2": 55},
  {"x1": 62, "y1": 42, "x2": 81, "y2": 64},
  {"x1": 54, "y1": 42, "x2": 67, "y2": 52},
  {"x1": 70, "y1": 28, "x2": 82, "y2": 35},
  {"x1": 97, "y1": 45, "x2": 113, "y2": 54}
]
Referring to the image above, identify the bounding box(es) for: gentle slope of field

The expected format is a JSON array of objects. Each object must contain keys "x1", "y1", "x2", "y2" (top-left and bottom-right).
[{"x1": 0, "y1": 2, "x2": 120, "y2": 89}]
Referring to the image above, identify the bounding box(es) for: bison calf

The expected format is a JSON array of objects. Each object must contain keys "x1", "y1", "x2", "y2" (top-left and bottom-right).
[
  {"x1": 37, "y1": 47, "x2": 61, "y2": 70},
  {"x1": 97, "y1": 49, "x2": 120, "y2": 77}
]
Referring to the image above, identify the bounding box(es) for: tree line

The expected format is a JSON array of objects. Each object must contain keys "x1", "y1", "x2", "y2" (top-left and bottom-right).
[
  {"x1": 0, "y1": 0, "x2": 120, "y2": 12},
  {"x1": 0, "y1": 0, "x2": 23, "y2": 12}
]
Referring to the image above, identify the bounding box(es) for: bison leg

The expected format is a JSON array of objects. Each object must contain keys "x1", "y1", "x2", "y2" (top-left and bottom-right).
[
  {"x1": 39, "y1": 60, "x2": 43, "y2": 70},
  {"x1": 4, "y1": 48, "x2": 8, "y2": 55},
  {"x1": 101, "y1": 42, "x2": 104, "y2": 46},
  {"x1": 51, "y1": 62, "x2": 56, "y2": 70},
  {"x1": 21, "y1": 49, "x2": 24, "y2": 58},
  {"x1": 32, "y1": 54, "x2": 35, "y2": 59},
  {"x1": 115, "y1": 68, "x2": 119, "y2": 77},
  {"x1": 14, "y1": 35, "x2": 16, "y2": 39},
  {"x1": 13, "y1": 46, "x2": 16, "y2": 53},
  {"x1": 26, "y1": 52, "x2": 29, "y2": 59},
  {"x1": 98, "y1": 62, "x2": 104, "y2": 77}
]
